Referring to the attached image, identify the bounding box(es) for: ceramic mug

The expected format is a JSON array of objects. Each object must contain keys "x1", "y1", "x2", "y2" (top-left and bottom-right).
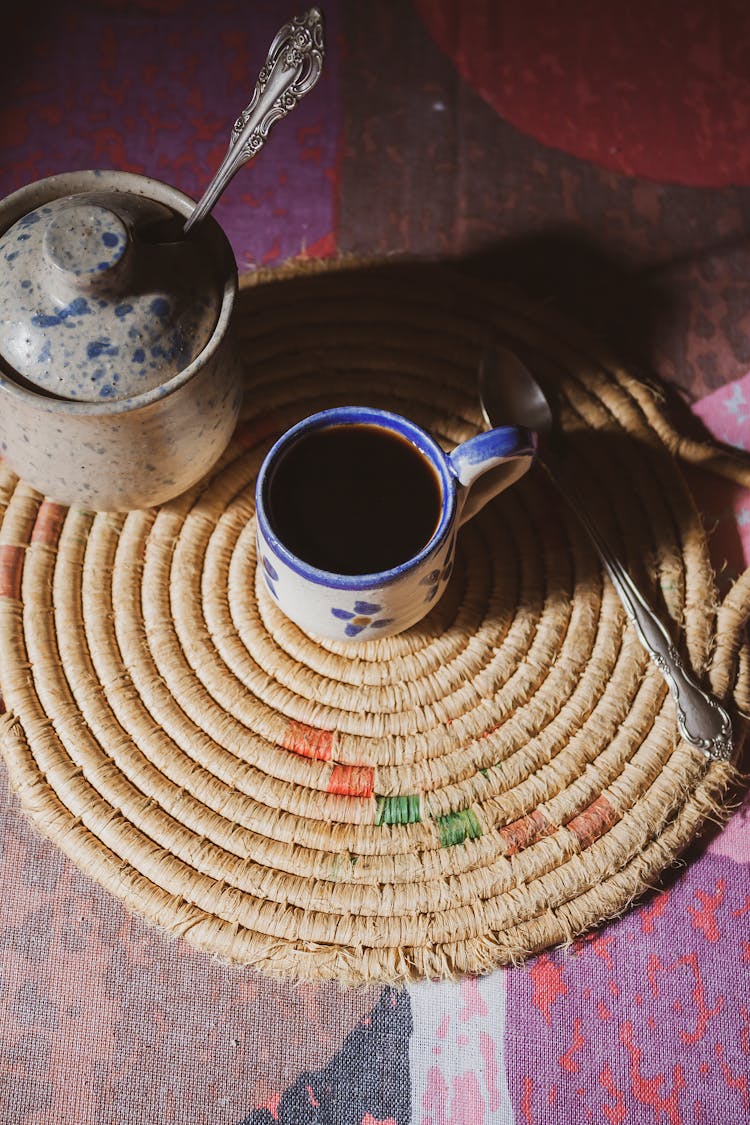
[
  {"x1": 255, "y1": 406, "x2": 535, "y2": 640},
  {"x1": 0, "y1": 170, "x2": 241, "y2": 511}
]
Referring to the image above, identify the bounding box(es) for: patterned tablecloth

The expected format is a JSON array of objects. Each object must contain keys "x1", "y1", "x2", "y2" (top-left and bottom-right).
[{"x1": 1, "y1": 3, "x2": 749, "y2": 1122}]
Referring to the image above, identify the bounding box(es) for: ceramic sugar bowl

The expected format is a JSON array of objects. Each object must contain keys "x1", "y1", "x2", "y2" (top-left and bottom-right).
[{"x1": 0, "y1": 169, "x2": 241, "y2": 510}]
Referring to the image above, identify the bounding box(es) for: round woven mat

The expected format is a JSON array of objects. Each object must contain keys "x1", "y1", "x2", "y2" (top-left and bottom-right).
[{"x1": 1, "y1": 260, "x2": 749, "y2": 985}]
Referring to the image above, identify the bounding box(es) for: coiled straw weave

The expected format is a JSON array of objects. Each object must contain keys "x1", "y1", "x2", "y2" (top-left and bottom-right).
[{"x1": 0, "y1": 260, "x2": 748, "y2": 984}]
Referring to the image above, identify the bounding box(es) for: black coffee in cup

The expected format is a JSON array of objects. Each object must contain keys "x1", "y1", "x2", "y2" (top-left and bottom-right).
[{"x1": 264, "y1": 423, "x2": 442, "y2": 574}]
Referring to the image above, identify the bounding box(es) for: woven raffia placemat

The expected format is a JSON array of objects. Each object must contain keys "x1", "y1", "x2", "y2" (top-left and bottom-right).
[{"x1": 0, "y1": 259, "x2": 749, "y2": 985}]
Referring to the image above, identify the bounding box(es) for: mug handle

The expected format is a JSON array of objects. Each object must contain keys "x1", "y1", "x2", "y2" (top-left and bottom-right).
[{"x1": 449, "y1": 426, "x2": 537, "y2": 526}]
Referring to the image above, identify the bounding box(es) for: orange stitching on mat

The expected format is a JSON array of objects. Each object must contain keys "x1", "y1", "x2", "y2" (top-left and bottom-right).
[
  {"x1": 0, "y1": 545, "x2": 24, "y2": 599},
  {"x1": 31, "y1": 500, "x2": 66, "y2": 546},
  {"x1": 327, "y1": 763, "x2": 375, "y2": 798},
  {"x1": 500, "y1": 809, "x2": 552, "y2": 854},
  {"x1": 280, "y1": 720, "x2": 334, "y2": 761},
  {"x1": 568, "y1": 795, "x2": 618, "y2": 848}
]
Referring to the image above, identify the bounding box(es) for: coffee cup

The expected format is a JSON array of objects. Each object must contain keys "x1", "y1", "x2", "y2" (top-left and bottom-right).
[{"x1": 255, "y1": 405, "x2": 535, "y2": 640}]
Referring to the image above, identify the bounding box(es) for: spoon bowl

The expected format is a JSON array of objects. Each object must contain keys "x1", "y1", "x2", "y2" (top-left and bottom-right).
[{"x1": 479, "y1": 342, "x2": 552, "y2": 436}]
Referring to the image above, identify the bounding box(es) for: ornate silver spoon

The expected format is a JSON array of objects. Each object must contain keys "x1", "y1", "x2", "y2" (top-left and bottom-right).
[
  {"x1": 183, "y1": 7, "x2": 325, "y2": 233},
  {"x1": 479, "y1": 341, "x2": 734, "y2": 763}
]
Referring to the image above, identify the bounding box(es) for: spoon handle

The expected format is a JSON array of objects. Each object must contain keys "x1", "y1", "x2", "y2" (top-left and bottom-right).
[
  {"x1": 542, "y1": 462, "x2": 734, "y2": 762},
  {"x1": 184, "y1": 8, "x2": 325, "y2": 233}
]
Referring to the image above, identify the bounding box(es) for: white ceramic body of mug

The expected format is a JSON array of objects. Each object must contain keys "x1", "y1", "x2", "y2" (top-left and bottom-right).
[{"x1": 255, "y1": 406, "x2": 535, "y2": 641}]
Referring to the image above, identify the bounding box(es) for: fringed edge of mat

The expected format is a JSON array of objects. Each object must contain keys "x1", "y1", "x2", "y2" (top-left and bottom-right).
[{"x1": 0, "y1": 705, "x2": 745, "y2": 986}]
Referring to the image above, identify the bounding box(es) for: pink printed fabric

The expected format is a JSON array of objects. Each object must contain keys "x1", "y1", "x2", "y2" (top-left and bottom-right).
[
  {"x1": 695, "y1": 371, "x2": 750, "y2": 873},
  {"x1": 500, "y1": 861, "x2": 750, "y2": 1124},
  {"x1": 692, "y1": 374, "x2": 750, "y2": 582},
  {"x1": 406, "y1": 376, "x2": 750, "y2": 1125}
]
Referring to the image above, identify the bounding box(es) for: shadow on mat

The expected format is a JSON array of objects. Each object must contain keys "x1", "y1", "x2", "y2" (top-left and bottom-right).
[
  {"x1": 243, "y1": 251, "x2": 750, "y2": 862},
  {"x1": 241, "y1": 249, "x2": 749, "y2": 621}
]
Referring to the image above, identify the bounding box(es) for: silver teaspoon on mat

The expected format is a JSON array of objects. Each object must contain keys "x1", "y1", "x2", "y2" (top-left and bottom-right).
[
  {"x1": 183, "y1": 7, "x2": 325, "y2": 233},
  {"x1": 479, "y1": 341, "x2": 734, "y2": 763}
]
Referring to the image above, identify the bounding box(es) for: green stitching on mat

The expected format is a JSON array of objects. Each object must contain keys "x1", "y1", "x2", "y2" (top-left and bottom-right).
[
  {"x1": 375, "y1": 795, "x2": 422, "y2": 825},
  {"x1": 437, "y1": 808, "x2": 482, "y2": 847}
]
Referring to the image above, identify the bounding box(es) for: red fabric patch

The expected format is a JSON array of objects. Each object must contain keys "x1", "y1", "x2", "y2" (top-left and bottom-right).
[
  {"x1": 415, "y1": 0, "x2": 750, "y2": 187},
  {"x1": 530, "y1": 954, "x2": 568, "y2": 1026},
  {"x1": 298, "y1": 230, "x2": 337, "y2": 259}
]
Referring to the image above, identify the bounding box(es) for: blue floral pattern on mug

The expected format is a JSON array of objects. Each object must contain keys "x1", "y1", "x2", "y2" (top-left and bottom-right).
[
  {"x1": 419, "y1": 537, "x2": 455, "y2": 602},
  {"x1": 331, "y1": 600, "x2": 395, "y2": 637}
]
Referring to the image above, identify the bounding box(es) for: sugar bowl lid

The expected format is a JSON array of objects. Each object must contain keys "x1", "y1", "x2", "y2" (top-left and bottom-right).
[{"x1": 0, "y1": 190, "x2": 221, "y2": 402}]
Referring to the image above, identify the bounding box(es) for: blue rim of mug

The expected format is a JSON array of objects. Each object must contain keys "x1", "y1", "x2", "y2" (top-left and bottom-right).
[{"x1": 255, "y1": 406, "x2": 457, "y2": 590}]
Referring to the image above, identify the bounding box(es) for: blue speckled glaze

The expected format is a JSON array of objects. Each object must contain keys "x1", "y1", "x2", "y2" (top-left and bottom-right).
[
  {"x1": 0, "y1": 190, "x2": 221, "y2": 402},
  {"x1": 31, "y1": 296, "x2": 91, "y2": 328},
  {"x1": 0, "y1": 170, "x2": 241, "y2": 511}
]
